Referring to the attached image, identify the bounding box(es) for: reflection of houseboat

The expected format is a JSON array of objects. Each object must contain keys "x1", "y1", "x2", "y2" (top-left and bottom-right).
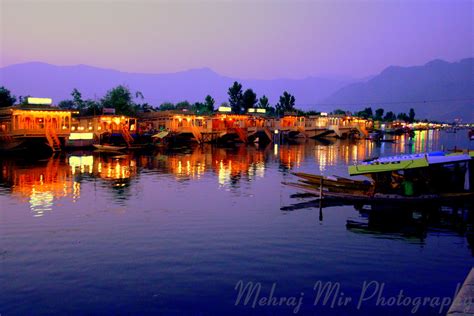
[
  {"x1": 285, "y1": 151, "x2": 474, "y2": 202},
  {"x1": 0, "y1": 104, "x2": 72, "y2": 151}
]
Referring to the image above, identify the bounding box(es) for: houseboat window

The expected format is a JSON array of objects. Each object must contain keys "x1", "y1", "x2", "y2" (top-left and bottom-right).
[{"x1": 35, "y1": 117, "x2": 44, "y2": 129}]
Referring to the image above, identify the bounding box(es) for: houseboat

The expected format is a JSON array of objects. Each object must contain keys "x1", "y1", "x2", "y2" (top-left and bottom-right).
[{"x1": 0, "y1": 102, "x2": 72, "y2": 151}]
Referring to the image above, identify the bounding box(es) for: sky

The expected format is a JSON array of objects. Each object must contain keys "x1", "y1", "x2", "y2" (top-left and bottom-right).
[{"x1": 0, "y1": 0, "x2": 472, "y2": 79}]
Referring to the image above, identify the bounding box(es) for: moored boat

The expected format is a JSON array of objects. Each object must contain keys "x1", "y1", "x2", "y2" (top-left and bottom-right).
[
  {"x1": 92, "y1": 144, "x2": 127, "y2": 152},
  {"x1": 285, "y1": 151, "x2": 474, "y2": 202}
]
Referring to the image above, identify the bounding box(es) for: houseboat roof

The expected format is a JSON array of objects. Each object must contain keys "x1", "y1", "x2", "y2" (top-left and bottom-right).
[
  {"x1": 348, "y1": 151, "x2": 472, "y2": 175},
  {"x1": 0, "y1": 105, "x2": 74, "y2": 117}
]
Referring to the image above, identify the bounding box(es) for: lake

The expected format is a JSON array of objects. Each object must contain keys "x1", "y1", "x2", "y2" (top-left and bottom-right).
[{"x1": 0, "y1": 130, "x2": 473, "y2": 315}]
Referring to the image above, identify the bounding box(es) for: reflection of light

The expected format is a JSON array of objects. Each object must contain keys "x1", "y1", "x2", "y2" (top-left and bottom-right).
[
  {"x1": 73, "y1": 181, "x2": 81, "y2": 202},
  {"x1": 69, "y1": 155, "x2": 94, "y2": 174},
  {"x1": 274, "y1": 144, "x2": 278, "y2": 156},
  {"x1": 29, "y1": 189, "x2": 54, "y2": 217},
  {"x1": 351, "y1": 146, "x2": 358, "y2": 162},
  {"x1": 256, "y1": 162, "x2": 265, "y2": 178},
  {"x1": 218, "y1": 160, "x2": 229, "y2": 185},
  {"x1": 317, "y1": 148, "x2": 327, "y2": 172}
]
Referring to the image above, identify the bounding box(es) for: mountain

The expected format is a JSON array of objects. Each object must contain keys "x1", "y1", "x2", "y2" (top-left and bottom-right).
[
  {"x1": 0, "y1": 62, "x2": 352, "y2": 107},
  {"x1": 323, "y1": 58, "x2": 474, "y2": 122}
]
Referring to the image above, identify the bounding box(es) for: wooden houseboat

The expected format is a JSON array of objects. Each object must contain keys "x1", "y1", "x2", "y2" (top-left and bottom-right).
[
  {"x1": 66, "y1": 114, "x2": 137, "y2": 148},
  {"x1": 0, "y1": 105, "x2": 72, "y2": 151}
]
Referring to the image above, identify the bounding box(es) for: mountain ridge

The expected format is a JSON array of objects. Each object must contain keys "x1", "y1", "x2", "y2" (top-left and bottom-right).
[
  {"x1": 0, "y1": 58, "x2": 472, "y2": 121},
  {"x1": 323, "y1": 58, "x2": 473, "y2": 121},
  {"x1": 0, "y1": 62, "x2": 354, "y2": 106}
]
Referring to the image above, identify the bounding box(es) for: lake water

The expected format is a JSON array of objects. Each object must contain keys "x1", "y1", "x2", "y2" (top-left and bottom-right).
[{"x1": 1, "y1": 130, "x2": 473, "y2": 315}]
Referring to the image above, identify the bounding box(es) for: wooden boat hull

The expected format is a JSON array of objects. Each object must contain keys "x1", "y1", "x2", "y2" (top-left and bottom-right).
[
  {"x1": 92, "y1": 144, "x2": 127, "y2": 152},
  {"x1": 283, "y1": 182, "x2": 474, "y2": 203},
  {"x1": 0, "y1": 139, "x2": 26, "y2": 151},
  {"x1": 291, "y1": 172, "x2": 373, "y2": 190}
]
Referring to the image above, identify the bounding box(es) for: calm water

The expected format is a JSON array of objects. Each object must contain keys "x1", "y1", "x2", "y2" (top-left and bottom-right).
[{"x1": 0, "y1": 130, "x2": 473, "y2": 315}]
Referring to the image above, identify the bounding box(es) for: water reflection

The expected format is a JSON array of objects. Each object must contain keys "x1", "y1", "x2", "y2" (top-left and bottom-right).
[
  {"x1": 0, "y1": 130, "x2": 466, "y2": 216},
  {"x1": 0, "y1": 153, "x2": 138, "y2": 215}
]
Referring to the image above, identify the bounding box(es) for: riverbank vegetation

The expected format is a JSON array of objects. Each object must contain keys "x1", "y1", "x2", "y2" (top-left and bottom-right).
[{"x1": 0, "y1": 84, "x2": 425, "y2": 123}]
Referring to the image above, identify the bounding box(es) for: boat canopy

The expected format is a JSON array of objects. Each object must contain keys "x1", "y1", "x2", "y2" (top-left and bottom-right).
[{"x1": 348, "y1": 152, "x2": 472, "y2": 176}]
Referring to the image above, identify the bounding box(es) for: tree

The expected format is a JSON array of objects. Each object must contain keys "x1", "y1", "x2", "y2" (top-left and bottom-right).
[
  {"x1": 175, "y1": 101, "x2": 191, "y2": 110},
  {"x1": 383, "y1": 111, "x2": 396, "y2": 122},
  {"x1": 58, "y1": 100, "x2": 75, "y2": 109},
  {"x1": 397, "y1": 112, "x2": 409, "y2": 122},
  {"x1": 135, "y1": 91, "x2": 144, "y2": 100},
  {"x1": 357, "y1": 107, "x2": 373, "y2": 119},
  {"x1": 305, "y1": 110, "x2": 321, "y2": 116},
  {"x1": 409, "y1": 108, "x2": 415, "y2": 123},
  {"x1": 0, "y1": 87, "x2": 16, "y2": 107},
  {"x1": 258, "y1": 95, "x2": 270, "y2": 108},
  {"x1": 332, "y1": 109, "x2": 347, "y2": 115},
  {"x1": 83, "y1": 99, "x2": 103, "y2": 116},
  {"x1": 19, "y1": 95, "x2": 31, "y2": 105},
  {"x1": 204, "y1": 95, "x2": 215, "y2": 113},
  {"x1": 101, "y1": 85, "x2": 135, "y2": 115},
  {"x1": 71, "y1": 88, "x2": 84, "y2": 110},
  {"x1": 242, "y1": 89, "x2": 257, "y2": 113},
  {"x1": 228, "y1": 81, "x2": 243, "y2": 113},
  {"x1": 159, "y1": 102, "x2": 175, "y2": 111},
  {"x1": 275, "y1": 91, "x2": 296, "y2": 116},
  {"x1": 374, "y1": 108, "x2": 384, "y2": 121}
]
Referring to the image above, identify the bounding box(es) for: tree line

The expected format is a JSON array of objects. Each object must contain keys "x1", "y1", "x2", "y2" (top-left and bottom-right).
[
  {"x1": 0, "y1": 85, "x2": 417, "y2": 122},
  {"x1": 331, "y1": 107, "x2": 416, "y2": 123},
  {"x1": 0, "y1": 83, "x2": 299, "y2": 117}
]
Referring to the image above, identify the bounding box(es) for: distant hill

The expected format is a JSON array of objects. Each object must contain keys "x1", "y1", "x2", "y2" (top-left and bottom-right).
[
  {"x1": 0, "y1": 62, "x2": 352, "y2": 107},
  {"x1": 323, "y1": 58, "x2": 474, "y2": 122}
]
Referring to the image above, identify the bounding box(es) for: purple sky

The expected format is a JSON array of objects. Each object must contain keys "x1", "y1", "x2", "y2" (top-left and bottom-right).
[{"x1": 1, "y1": 0, "x2": 472, "y2": 79}]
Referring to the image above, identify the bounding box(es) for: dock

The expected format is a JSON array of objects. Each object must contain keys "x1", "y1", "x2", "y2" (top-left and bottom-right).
[{"x1": 448, "y1": 268, "x2": 474, "y2": 315}]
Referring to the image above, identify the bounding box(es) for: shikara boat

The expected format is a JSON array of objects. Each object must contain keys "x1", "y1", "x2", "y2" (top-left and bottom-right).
[
  {"x1": 92, "y1": 144, "x2": 127, "y2": 152},
  {"x1": 285, "y1": 151, "x2": 474, "y2": 203}
]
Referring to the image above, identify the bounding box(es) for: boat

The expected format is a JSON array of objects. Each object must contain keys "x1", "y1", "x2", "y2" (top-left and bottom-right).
[
  {"x1": 284, "y1": 151, "x2": 474, "y2": 202},
  {"x1": 291, "y1": 172, "x2": 373, "y2": 190},
  {"x1": 92, "y1": 144, "x2": 127, "y2": 152}
]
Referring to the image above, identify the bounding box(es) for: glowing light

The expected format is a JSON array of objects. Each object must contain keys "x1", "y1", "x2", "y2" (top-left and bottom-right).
[
  {"x1": 256, "y1": 108, "x2": 266, "y2": 113},
  {"x1": 69, "y1": 132, "x2": 94, "y2": 140},
  {"x1": 218, "y1": 106, "x2": 232, "y2": 112},
  {"x1": 27, "y1": 97, "x2": 52, "y2": 105}
]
